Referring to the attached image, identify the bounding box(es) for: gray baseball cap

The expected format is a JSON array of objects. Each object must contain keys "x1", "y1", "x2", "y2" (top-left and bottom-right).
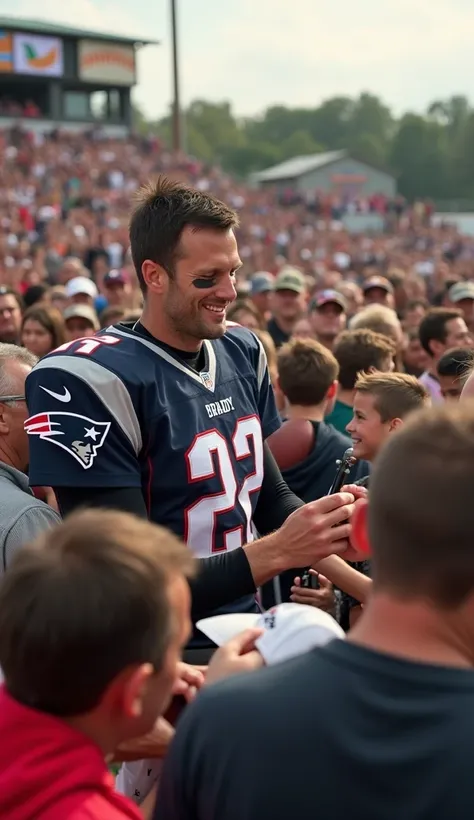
[
  {"x1": 250, "y1": 272, "x2": 274, "y2": 295},
  {"x1": 449, "y1": 281, "x2": 474, "y2": 303},
  {"x1": 63, "y1": 304, "x2": 99, "y2": 330}
]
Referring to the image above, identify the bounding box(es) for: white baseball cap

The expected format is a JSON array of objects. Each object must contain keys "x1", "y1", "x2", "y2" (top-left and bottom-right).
[
  {"x1": 65, "y1": 276, "x2": 98, "y2": 299},
  {"x1": 197, "y1": 602, "x2": 344, "y2": 666}
]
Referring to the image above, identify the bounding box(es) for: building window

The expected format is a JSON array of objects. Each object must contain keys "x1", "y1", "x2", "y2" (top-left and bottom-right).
[
  {"x1": 90, "y1": 90, "x2": 108, "y2": 120},
  {"x1": 64, "y1": 91, "x2": 89, "y2": 120},
  {"x1": 63, "y1": 88, "x2": 124, "y2": 122}
]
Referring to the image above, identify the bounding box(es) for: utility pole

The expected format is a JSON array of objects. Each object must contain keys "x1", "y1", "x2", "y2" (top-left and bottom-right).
[{"x1": 170, "y1": 0, "x2": 182, "y2": 154}]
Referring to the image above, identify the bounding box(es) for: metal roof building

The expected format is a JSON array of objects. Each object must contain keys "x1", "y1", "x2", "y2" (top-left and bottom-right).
[
  {"x1": 0, "y1": 16, "x2": 158, "y2": 45},
  {"x1": 252, "y1": 150, "x2": 396, "y2": 198}
]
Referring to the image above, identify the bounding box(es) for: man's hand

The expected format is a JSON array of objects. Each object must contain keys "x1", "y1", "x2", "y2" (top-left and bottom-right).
[
  {"x1": 290, "y1": 571, "x2": 335, "y2": 611},
  {"x1": 270, "y1": 491, "x2": 356, "y2": 572},
  {"x1": 112, "y1": 716, "x2": 175, "y2": 762},
  {"x1": 206, "y1": 628, "x2": 265, "y2": 685}
]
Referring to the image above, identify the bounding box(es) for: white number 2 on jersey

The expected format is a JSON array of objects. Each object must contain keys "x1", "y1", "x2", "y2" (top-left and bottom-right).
[{"x1": 184, "y1": 416, "x2": 264, "y2": 557}]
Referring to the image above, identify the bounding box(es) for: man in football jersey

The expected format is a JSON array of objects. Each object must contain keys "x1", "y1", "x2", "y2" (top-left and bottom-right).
[
  {"x1": 25, "y1": 178, "x2": 365, "y2": 805},
  {"x1": 25, "y1": 178, "x2": 359, "y2": 636}
]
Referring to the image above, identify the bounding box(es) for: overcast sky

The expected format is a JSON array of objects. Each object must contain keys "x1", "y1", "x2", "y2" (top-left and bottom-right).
[{"x1": 1, "y1": 0, "x2": 473, "y2": 120}]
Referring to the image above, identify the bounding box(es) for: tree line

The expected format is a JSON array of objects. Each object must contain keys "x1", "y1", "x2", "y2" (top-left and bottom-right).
[{"x1": 134, "y1": 93, "x2": 474, "y2": 201}]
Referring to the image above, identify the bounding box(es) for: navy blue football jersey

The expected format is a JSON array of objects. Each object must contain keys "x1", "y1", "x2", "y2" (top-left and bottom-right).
[{"x1": 25, "y1": 322, "x2": 280, "y2": 626}]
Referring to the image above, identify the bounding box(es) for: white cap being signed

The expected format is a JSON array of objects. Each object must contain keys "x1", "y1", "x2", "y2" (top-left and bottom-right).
[{"x1": 196, "y1": 602, "x2": 344, "y2": 666}]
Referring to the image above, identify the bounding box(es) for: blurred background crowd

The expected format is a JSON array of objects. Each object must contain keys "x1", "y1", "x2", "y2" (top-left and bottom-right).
[{"x1": 1, "y1": 123, "x2": 474, "y2": 391}]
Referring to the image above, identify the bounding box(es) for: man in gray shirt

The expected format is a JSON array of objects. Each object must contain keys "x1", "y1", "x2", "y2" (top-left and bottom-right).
[{"x1": 0, "y1": 343, "x2": 60, "y2": 572}]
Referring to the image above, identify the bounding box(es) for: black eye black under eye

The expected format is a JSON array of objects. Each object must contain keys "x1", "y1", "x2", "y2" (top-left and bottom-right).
[{"x1": 193, "y1": 277, "x2": 216, "y2": 289}]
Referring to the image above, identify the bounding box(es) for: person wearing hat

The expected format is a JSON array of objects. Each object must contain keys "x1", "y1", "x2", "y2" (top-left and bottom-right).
[
  {"x1": 362, "y1": 276, "x2": 394, "y2": 309},
  {"x1": 249, "y1": 272, "x2": 274, "y2": 323},
  {"x1": 267, "y1": 267, "x2": 306, "y2": 349},
  {"x1": 63, "y1": 305, "x2": 99, "y2": 342},
  {"x1": 309, "y1": 290, "x2": 347, "y2": 351},
  {"x1": 65, "y1": 276, "x2": 99, "y2": 308},
  {"x1": 103, "y1": 269, "x2": 133, "y2": 309},
  {"x1": 448, "y1": 281, "x2": 474, "y2": 333}
]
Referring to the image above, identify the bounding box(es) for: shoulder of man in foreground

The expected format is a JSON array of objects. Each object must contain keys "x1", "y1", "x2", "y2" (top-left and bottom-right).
[{"x1": 153, "y1": 652, "x2": 335, "y2": 819}]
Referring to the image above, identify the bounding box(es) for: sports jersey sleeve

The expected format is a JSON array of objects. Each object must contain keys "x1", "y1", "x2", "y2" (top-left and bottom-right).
[
  {"x1": 254, "y1": 335, "x2": 281, "y2": 440},
  {"x1": 25, "y1": 354, "x2": 143, "y2": 489}
]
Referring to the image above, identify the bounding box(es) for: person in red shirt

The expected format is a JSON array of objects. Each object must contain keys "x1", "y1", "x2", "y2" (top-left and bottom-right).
[{"x1": 0, "y1": 509, "x2": 196, "y2": 820}]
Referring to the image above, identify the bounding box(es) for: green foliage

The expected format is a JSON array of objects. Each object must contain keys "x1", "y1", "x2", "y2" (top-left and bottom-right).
[{"x1": 135, "y1": 94, "x2": 474, "y2": 199}]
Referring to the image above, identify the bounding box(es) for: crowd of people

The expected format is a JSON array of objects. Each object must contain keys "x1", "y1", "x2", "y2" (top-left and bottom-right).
[
  {"x1": 0, "y1": 98, "x2": 42, "y2": 119},
  {"x1": 1, "y1": 122, "x2": 474, "y2": 819}
]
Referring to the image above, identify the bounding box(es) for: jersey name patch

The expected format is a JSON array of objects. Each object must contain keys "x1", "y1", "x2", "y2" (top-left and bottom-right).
[
  {"x1": 205, "y1": 396, "x2": 235, "y2": 419},
  {"x1": 24, "y1": 412, "x2": 110, "y2": 470}
]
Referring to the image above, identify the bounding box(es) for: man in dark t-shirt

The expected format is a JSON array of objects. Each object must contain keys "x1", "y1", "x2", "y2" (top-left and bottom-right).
[
  {"x1": 154, "y1": 642, "x2": 474, "y2": 820},
  {"x1": 154, "y1": 405, "x2": 474, "y2": 820}
]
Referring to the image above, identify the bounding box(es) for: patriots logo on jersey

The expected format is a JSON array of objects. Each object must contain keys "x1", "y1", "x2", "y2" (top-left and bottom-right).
[{"x1": 24, "y1": 412, "x2": 111, "y2": 470}]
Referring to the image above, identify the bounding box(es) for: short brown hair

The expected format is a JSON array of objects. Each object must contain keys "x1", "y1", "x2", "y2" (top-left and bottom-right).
[
  {"x1": 130, "y1": 176, "x2": 239, "y2": 294},
  {"x1": 277, "y1": 338, "x2": 338, "y2": 406},
  {"x1": 370, "y1": 404, "x2": 474, "y2": 607},
  {"x1": 21, "y1": 305, "x2": 66, "y2": 349},
  {"x1": 354, "y1": 371, "x2": 429, "y2": 422},
  {"x1": 418, "y1": 308, "x2": 463, "y2": 356},
  {"x1": 333, "y1": 329, "x2": 395, "y2": 390},
  {"x1": 0, "y1": 510, "x2": 195, "y2": 717}
]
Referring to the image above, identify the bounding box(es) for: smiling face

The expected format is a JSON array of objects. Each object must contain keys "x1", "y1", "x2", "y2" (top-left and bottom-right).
[
  {"x1": 346, "y1": 391, "x2": 400, "y2": 462},
  {"x1": 143, "y1": 226, "x2": 240, "y2": 350}
]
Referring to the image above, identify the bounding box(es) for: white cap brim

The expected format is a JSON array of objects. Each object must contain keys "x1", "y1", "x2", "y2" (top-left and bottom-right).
[
  {"x1": 196, "y1": 613, "x2": 261, "y2": 647},
  {"x1": 197, "y1": 603, "x2": 344, "y2": 666}
]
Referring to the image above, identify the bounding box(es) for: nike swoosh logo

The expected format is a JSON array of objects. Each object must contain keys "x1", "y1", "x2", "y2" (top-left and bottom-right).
[{"x1": 39, "y1": 385, "x2": 71, "y2": 403}]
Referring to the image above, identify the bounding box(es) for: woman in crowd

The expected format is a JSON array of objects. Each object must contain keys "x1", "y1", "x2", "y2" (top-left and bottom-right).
[{"x1": 21, "y1": 305, "x2": 66, "y2": 358}]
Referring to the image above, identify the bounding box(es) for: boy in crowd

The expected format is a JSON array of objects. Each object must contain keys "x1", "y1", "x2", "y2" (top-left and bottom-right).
[
  {"x1": 346, "y1": 371, "x2": 430, "y2": 470},
  {"x1": 340, "y1": 372, "x2": 429, "y2": 625},
  {"x1": 291, "y1": 371, "x2": 429, "y2": 619},
  {"x1": 325, "y1": 329, "x2": 396, "y2": 434},
  {"x1": 436, "y1": 348, "x2": 474, "y2": 403},
  {"x1": 269, "y1": 338, "x2": 370, "y2": 502}
]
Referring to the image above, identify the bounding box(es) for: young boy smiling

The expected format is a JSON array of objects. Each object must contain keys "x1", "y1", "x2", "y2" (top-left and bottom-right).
[
  {"x1": 346, "y1": 372, "x2": 430, "y2": 469},
  {"x1": 341, "y1": 372, "x2": 429, "y2": 625}
]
